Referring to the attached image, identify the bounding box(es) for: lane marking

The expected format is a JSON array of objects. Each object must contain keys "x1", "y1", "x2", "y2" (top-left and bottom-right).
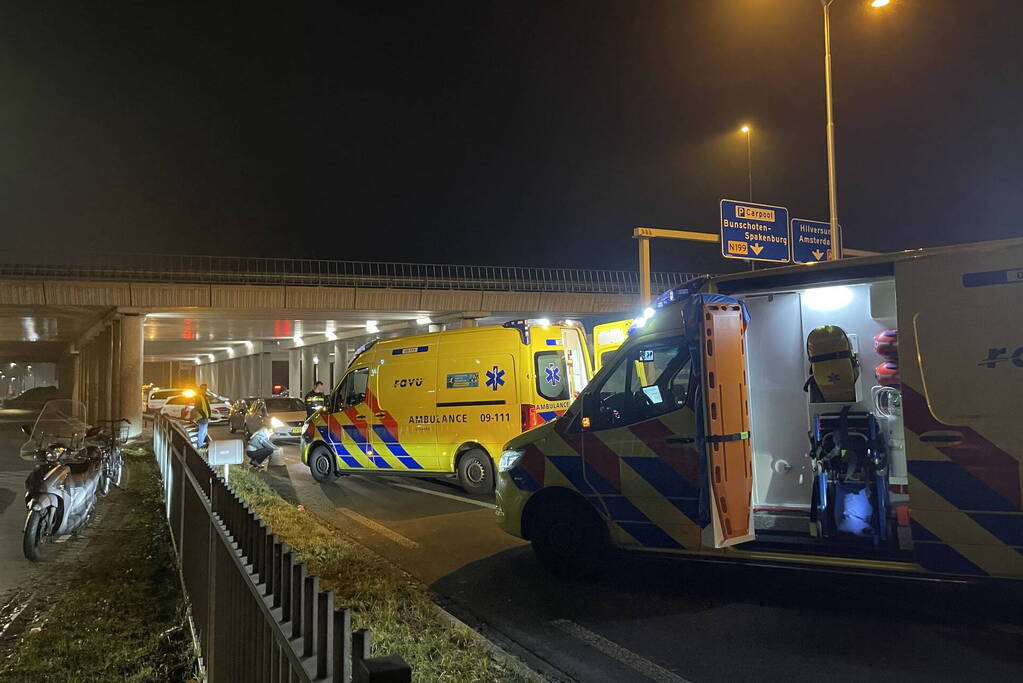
[
  {"x1": 552, "y1": 619, "x2": 690, "y2": 683},
  {"x1": 339, "y1": 508, "x2": 419, "y2": 549},
  {"x1": 387, "y1": 482, "x2": 497, "y2": 510}
]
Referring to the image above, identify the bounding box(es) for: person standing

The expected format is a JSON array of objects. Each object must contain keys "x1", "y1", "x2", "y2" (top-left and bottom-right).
[
  {"x1": 194, "y1": 384, "x2": 212, "y2": 449},
  {"x1": 246, "y1": 425, "x2": 275, "y2": 469},
  {"x1": 304, "y1": 381, "x2": 326, "y2": 417}
]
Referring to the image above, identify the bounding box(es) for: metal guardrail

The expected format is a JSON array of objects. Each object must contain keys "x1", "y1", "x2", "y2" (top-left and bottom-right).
[
  {"x1": 0, "y1": 250, "x2": 702, "y2": 296},
  {"x1": 153, "y1": 415, "x2": 411, "y2": 682}
]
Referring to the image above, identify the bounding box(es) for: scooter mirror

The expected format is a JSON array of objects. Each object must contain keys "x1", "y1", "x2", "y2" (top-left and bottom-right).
[{"x1": 21, "y1": 424, "x2": 32, "y2": 437}]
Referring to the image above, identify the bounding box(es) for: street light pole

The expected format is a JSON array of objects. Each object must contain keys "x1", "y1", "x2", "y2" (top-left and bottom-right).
[
  {"x1": 822, "y1": 0, "x2": 840, "y2": 260},
  {"x1": 741, "y1": 125, "x2": 753, "y2": 202}
]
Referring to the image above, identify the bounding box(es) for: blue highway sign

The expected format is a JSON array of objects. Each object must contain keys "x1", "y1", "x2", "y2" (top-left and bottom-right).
[
  {"x1": 720, "y1": 199, "x2": 790, "y2": 263},
  {"x1": 791, "y1": 219, "x2": 841, "y2": 264}
]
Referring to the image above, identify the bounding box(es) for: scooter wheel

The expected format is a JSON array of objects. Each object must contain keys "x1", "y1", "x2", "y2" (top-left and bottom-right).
[{"x1": 23, "y1": 509, "x2": 47, "y2": 562}]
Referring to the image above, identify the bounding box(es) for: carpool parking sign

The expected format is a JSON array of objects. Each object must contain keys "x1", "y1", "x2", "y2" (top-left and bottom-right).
[{"x1": 720, "y1": 199, "x2": 790, "y2": 263}]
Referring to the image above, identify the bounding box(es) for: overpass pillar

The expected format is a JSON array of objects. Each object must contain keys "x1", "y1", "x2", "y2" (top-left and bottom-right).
[
  {"x1": 57, "y1": 351, "x2": 78, "y2": 401},
  {"x1": 333, "y1": 340, "x2": 347, "y2": 387},
  {"x1": 301, "y1": 346, "x2": 314, "y2": 397},
  {"x1": 87, "y1": 342, "x2": 100, "y2": 422},
  {"x1": 259, "y1": 352, "x2": 273, "y2": 396},
  {"x1": 100, "y1": 325, "x2": 114, "y2": 422},
  {"x1": 288, "y1": 349, "x2": 300, "y2": 397},
  {"x1": 119, "y1": 313, "x2": 144, "y2": 436},
  {"x1": 248, "y1": 353, "x2": 259, "y2": 397},
  {"x1": 110, "y1": 319, "x2": 122, "y2": 423}
]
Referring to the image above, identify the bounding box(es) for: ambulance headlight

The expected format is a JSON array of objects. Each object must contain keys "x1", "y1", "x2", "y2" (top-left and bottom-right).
[
  {"x1": 270, "y1": 416, "x2": 284, "y2": 428},
  {"x1": 498, "y1": 448, "x2": 525, "y2": 472}
]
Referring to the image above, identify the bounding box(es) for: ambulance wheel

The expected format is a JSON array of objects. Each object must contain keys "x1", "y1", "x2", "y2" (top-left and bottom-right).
[
  {"x1": 309, "y1": 447, "x2": 335, "y2": 483},
  {"x1": 457, "y1": 448, "x2": 494, "y2": 494},
  {"x1": 530, "y1": 495, "x2": 608, "y2": 579}
]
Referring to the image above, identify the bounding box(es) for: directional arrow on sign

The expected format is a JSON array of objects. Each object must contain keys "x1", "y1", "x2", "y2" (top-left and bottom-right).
[
  {"x1": 811, "y1": 249, "x2": 824, "y2": 260},
  {"x1": 750, "y1": 243, "x2": 764, "y2": 255}
]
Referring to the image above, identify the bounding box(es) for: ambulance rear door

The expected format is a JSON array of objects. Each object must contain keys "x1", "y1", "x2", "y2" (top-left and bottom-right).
[
  {"x1": 593, "y1": 320, "x2": 632, "y2": 371},
  {"x1": 896, "y1": 239, "x2": 1023, "y2": 578}
]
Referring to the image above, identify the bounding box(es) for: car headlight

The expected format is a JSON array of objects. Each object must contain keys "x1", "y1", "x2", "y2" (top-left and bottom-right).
[
  {"x1": 498, "y1": 448, "x2": 525, "y2": 472},
  {"x1": 270, "y1": 416, "x2": 284, "y2": 428}
]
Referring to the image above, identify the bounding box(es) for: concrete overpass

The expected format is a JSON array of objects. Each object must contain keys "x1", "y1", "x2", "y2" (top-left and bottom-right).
[{"x1": 0, "y1": 252, "x2": 699, "y2": 435}]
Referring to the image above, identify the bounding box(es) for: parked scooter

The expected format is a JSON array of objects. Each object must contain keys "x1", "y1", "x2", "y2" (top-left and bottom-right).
[{"x1": 20, "y1": 400, "x2": 122, "y2": 561}]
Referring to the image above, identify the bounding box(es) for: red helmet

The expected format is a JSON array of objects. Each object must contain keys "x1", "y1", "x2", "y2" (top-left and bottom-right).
[
  {"x1": 873, "y1": 329, "x2": 898, "y2": 358},
  {"x1": 875, "y1": 360, "x2": 900, "y2": 387}
]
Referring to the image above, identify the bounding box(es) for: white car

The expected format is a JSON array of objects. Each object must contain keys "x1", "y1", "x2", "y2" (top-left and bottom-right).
[
  {"x1": 147, "y1": 388, "x2": 187, "y2": 413},
  {"x1": 159, "y1": 394, "x2": 196, "y2": 421},
  {"x1": 158, "y1": 392, "x2": 232, "y2": 424}
]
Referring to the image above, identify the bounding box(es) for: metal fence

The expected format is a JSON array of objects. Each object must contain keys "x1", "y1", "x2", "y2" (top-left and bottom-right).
[
  {"x1": 153, "y1": 414, "x2": 411, "y2": 682},
  {"x1": 0, "y1": 250, "x2": 701, "y2": 296}
]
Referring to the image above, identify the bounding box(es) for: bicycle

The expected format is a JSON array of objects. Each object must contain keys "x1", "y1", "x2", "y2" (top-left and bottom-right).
[{"x1": 94, "y1": 418, "x2": 130, "y2": 495}]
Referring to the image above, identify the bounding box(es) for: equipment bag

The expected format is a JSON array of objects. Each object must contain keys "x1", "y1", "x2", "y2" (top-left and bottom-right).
[{"x1": 803, "y1": 325, "x2": 859, "y2": 403}]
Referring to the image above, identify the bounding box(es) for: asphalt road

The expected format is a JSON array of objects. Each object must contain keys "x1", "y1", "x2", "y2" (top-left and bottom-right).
[{"x1": 219, "y1": 425, "x2": 1023, "y2": 682}]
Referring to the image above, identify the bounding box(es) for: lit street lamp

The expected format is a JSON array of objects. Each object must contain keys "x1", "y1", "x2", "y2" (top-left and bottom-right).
[{"x1": 821, "y1": 0, "x2": 891, "y2": 260}]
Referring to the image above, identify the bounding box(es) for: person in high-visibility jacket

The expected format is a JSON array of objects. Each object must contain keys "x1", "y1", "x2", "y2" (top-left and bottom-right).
[
  {"x1": 194, "y1": 384, "x2": 212, "y2": 449},
  {"x1": 304, "y1": 381, "x2": 326, "y2": 417}
]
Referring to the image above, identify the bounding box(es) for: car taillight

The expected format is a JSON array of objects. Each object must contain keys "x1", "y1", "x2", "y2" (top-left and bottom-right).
[{"x1": 520, "y1": 404, "x2": 542, "y2": 432}]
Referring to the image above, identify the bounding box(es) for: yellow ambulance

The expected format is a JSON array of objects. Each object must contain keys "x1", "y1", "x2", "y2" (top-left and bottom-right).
[
  {"x1": 497, "y1": 238, "x2": 1023, "y2": 582},
  {"x1": 302, "y1": 320, "x2": 593, "y2": 493}
]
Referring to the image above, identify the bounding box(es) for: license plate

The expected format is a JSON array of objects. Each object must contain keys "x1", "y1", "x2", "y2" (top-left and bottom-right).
[{"x1": 290, "y1": 427, "x2": 301, "y2": 435}]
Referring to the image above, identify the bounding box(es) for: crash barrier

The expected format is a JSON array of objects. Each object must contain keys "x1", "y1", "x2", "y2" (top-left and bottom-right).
[
  {"x1": 153, "y1": 415, "x2": 411, "y2": 682},
  {"x1": 0, "y1": 249, "x2": 700, "y2": 296}
]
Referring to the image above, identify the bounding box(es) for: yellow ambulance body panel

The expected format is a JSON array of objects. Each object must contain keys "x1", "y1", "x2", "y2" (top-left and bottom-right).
[
  {"x1": 592, "y1": 319, "x2": 633, "y2": 371},
  {"x1": 302, "y1": 321, "x2": 593, "y2": 493}
]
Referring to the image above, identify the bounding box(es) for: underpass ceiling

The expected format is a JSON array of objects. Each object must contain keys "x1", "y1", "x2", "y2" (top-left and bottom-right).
[{"x1": 141, "y1": 309, "x2": 534, "y2": 362}]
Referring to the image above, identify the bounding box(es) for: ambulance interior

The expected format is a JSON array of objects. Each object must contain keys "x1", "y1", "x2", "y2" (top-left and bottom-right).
[{"x1": 739, "y1": 279, "x2": 910, "y2": 558}]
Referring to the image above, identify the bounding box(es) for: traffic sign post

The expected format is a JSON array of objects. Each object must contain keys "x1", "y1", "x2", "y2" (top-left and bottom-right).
[
  {"x1": 791, "y1": 218, "x2": 842, "y2": 264},
  {"x1": 719, "y1": 199, "x2": 790, "y2": 263}
]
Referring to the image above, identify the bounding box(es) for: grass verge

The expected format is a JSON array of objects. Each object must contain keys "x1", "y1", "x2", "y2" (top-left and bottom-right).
[
  {"x1": 229, "y1": 467, "x2": 529, "y2": 682},
  {"x1": 0, "y1": 449, "x2": 196, "y2": 682}
]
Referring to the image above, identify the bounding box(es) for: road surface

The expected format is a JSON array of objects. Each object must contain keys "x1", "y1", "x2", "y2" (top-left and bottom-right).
[{"x1": 218, "y1": 425, "x2": 1023, "y2": 682}]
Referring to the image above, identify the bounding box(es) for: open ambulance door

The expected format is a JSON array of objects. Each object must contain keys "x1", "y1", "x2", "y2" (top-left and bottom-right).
[
  {"x1": 897, "y1": 241, "x2": 1023, "y2": 578},
  {"x1": 593, "y1": 320, "x2": 632, "y2": 371},
  {"x1": 699, "y1": 300, "x2": 754, "y2": 548}
]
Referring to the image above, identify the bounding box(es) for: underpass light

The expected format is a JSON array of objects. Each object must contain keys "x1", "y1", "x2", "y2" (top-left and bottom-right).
[
  {"x1": 415, "y1": 316, "x2": 432, "y2": 325},
  {"x1": 536, "y1": 318, "x2": 551, "y2": 328},
  {"x1": 293, "y1": 335, "x2": 303, "y2": 345},
  {"x1": 366, "y1": 320, "x2": 380, "y2": 334},
  {"x1": 207, "y1": 354, "x2": 215, "y2": 361}
]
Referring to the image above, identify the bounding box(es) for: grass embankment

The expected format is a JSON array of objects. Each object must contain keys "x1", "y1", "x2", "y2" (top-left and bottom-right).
[
  {"x1": 230, "y1": 468, "x2": 528, "y2": 682},
  {"x1": 0, "y1": 448, "x2": 196, "y2": 682}
]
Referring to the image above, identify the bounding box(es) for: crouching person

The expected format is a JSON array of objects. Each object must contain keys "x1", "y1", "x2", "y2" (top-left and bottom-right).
[{"x1": 246, "y1": 425, "x2": 275, "y2": 470}]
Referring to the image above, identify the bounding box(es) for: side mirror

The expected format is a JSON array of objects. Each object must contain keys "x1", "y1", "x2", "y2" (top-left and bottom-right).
[
  {"x1": 580, "y1": 393, "x2": 599, "y2": 429},
  {"x1": 21, "y1": 424, "x2": 32, "y2": 437}
]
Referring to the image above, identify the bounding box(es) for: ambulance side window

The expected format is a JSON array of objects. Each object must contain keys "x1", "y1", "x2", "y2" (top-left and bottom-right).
[
  {"x1": 535, "y1": 351, "x2": 570, "y2": 401},
  {"x1": 586, "y1": 336, "x2": 690, "y2": 430},
  {"x1": 333, "y1": 368, "x2": 369, "y2": 409}
]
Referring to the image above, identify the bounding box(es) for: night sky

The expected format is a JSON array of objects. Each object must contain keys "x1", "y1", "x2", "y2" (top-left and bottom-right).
[{"x1": 1, "y1": 1, "x2": 1020, "y2": 273}]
